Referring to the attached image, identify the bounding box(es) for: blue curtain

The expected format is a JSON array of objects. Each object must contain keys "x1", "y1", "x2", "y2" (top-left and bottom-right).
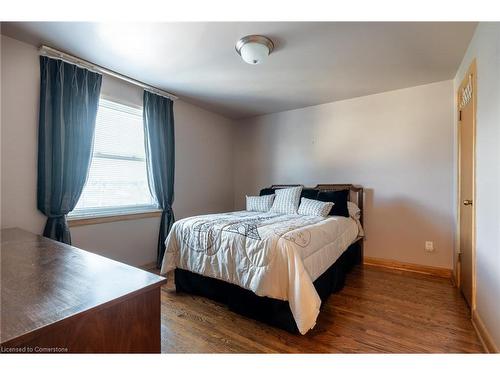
[
  {"x1": 37, "y1": 56, "x2": 102, "y2": 244},
  {"x1": 143, "y1": 91, "x2": 175, "y2": 268}
]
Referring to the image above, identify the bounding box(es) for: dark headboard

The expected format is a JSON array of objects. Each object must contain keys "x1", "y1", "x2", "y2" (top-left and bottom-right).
[{"x1": 261, "y1": 184, "x2": 364, "y2": 226}]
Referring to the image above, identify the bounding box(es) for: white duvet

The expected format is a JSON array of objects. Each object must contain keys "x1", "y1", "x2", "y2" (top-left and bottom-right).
[{"x1": 160, "y1": 210, "x2": 360, "y2": 334}]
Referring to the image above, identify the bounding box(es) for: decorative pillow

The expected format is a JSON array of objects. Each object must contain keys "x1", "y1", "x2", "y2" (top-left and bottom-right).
[
  {"x1": 317, "y1": 189, "x2": 350, "y2": 217},
  {"x1": 300, "y1": 188, "x2": 319, "y2": 200},
  {"x1": 259, "y1": 188, "x2": 276, "y2": 196},
  {"x1": 246, "y1": 194, "x2": 275, "y2": 212},
  {"x1": 261, "y1": 187, "x2": 318, "y2": 200},
  {"x1": 297, "y1": 197, "x2": 334, "y2": 217},
  {"x1": 270, "y1": 186, "x2": 303, "y2": 214}
]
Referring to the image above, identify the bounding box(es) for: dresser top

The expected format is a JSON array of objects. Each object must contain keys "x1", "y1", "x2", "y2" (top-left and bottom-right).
[{"x1": 1, "y1": 228, "x2": 166, "y2": 344}]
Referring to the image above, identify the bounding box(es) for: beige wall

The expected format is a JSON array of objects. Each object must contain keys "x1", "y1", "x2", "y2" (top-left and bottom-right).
[
  {"x1": 234, "y1": 80, "x2": 455, "y2": 269},
  {"x1": 1, "y1": 35, "x2": 234, "y2": 266},
  {"x1": 454, "y1": 23, "x2": 500, "y2": 350}
]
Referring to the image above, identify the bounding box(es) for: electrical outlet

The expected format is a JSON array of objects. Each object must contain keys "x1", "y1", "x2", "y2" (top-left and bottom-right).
[{"x1": 425, "y1": 241, "x2": 435, "y2": 252}]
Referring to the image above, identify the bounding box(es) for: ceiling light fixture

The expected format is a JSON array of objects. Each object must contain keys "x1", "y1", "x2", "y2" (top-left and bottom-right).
[{"x1": 235, "y1": 35, "x2": 274, "y2": 65}]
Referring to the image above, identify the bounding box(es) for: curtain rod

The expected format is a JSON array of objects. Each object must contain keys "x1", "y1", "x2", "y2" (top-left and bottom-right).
[{"x1": 39, "y1": 45, "x2": 178, "y2": 101}]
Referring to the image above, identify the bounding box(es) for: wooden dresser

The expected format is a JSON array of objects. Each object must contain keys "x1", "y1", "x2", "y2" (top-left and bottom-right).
[{"x1": 0, "y1": 228, "x2": 166, "y2": 353}]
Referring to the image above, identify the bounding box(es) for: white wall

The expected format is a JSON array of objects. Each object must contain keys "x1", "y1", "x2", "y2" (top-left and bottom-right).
[
  {"x1": 1, "y1": 35, "x2": 47, "y2": 232},
  {"x1": 234, "y1": 80, "x2": 455, "y2": 269},
  {"x1": 1, "y1": 35, "x2": 234, "y2": 266},
  {"x1": 454, "y1": 23, "x2": 500, "y2": 350}
]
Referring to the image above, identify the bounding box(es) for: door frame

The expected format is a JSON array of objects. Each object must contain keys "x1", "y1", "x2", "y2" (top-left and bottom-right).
[{"x1": 455, "y1": 59, "x2": 477, "y2": 312}]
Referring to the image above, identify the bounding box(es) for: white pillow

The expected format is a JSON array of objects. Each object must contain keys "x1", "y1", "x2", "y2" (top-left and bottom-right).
[
  {"x1": 270, "y1": 186, "x2": 302, "y2": 214},
  {"x1": 298, "y1": 197, "x2": 334, "y2": 217},
  {"x1": 347, "y1": 201, "x2": 364, "y2": 237},
  {"x1": 246, "y1": 194, "x2": 275, "y2": 212},
  {"x1": 347, "y1": 201, "x2": 361, "y2": 219}
]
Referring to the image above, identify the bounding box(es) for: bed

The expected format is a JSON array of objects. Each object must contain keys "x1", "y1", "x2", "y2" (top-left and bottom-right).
[{"x1": 160, "y1": 184, "x2": 364, "y2": 334}]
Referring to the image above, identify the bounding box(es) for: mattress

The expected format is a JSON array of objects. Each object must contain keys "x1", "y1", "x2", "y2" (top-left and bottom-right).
[{"x1": 160, "y1": 210, "x2": 361, "y2": 334}]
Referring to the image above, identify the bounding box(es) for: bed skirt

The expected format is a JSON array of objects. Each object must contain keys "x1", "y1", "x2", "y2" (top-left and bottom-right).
[{"x1": 174, "y1": 240, "x2": 363, "y2": 333}]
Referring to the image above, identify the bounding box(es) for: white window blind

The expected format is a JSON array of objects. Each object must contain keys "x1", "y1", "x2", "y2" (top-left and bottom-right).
[{"x1": 71, "y1": 98, "x2": 156, "y2": 217}]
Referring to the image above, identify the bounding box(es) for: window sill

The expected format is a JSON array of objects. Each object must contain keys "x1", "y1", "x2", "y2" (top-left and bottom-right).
[{"x1": 68, "y1": 209, "x2": 162, "y2": 227}]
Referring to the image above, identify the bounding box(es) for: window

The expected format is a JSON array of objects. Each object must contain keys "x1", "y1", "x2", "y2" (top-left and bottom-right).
[{"x1": 70, "y1": 98, "x2": 157, "y2": 218}]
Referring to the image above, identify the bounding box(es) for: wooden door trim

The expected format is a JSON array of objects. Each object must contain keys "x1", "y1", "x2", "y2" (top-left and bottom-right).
[
  {"x1": 472, "y1": 309, "x2": 499, "y2": 353},
  {"x1": 456, "y1": 59, "x2": 477, "y2": 312}
]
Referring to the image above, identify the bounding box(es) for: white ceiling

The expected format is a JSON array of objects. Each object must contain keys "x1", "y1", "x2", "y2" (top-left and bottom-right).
[{"x1": 2, "y1": 22, "x2": 476, "y2": 119}]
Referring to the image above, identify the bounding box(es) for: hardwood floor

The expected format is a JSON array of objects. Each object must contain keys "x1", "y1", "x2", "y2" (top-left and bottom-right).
[{"x1": 158, "y1": 265, "x2": 483, "y2": 353}]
